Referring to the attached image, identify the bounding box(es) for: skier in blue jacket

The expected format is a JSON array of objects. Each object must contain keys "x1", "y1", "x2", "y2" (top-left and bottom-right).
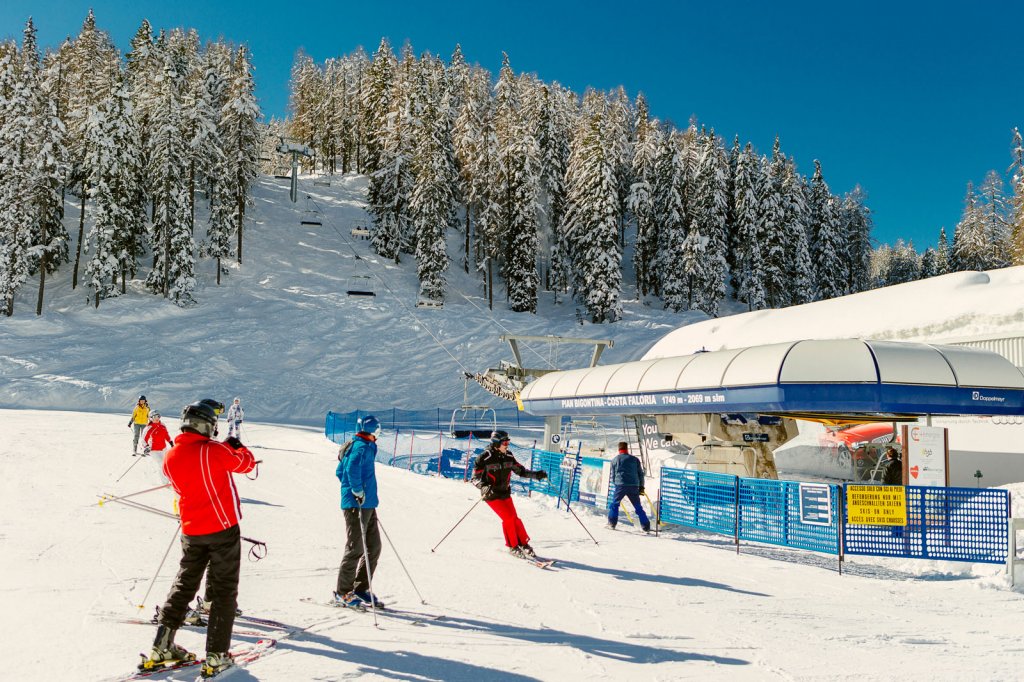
[
  {"x1": 606, "y1": 442, "x2": 651, "y2": 532},
  {"x1": 334, "y1": 415, "x2": 384, "y2": 608}
]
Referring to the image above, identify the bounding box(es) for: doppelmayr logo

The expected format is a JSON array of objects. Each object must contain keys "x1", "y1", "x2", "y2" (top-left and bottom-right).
[{"x1": 972, "y1": 391, "x2": 1006, "y2": 403}]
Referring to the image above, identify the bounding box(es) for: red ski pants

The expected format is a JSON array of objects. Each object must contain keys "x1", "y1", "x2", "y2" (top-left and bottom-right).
[{"x1": 486, "y1": 497, "x2": 530, "y2": 548}]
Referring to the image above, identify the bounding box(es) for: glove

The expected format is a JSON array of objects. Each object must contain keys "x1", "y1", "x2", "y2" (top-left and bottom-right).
[
  {"x1": 143, "y1": 445, "x2": 152, "y2": 455},
  {"x1": 479, "y1": 485, "x2": 491, "y2": 498},
  {"x1": 639, "y1": 487, "x2": 645, "y2": 496},
  {"x1": 128, "y1": 422, "x2": 133, "y2": 428},
  {"x1": 353, "y1": 490, "x2": 365, "y2": 505},
  {"x1": 224, "y1": 436, "x2": 244, "y2": 449},
  {"x1": 534, "y1": 470, "x2": 548, "y2": 481}
]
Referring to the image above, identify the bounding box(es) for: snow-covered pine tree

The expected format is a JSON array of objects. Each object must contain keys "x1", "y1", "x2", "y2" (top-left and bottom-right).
[
  {"x1": 452, "y1": 66, "x2": 490, "y2": 274},
  {"x1": 919, "y1": 247, "x2": 938, "y2": 279},
  {"x1": 563, "y1": 90, "x2": 621, "y2": 322},
  {"x1": 629, "y1": 95, "x2": 660, "y2": 298},
  {"x1": 687, "y1": 135, "x2": 729, "y2": 315},
  {"x1": 1009, "y1": 128, "x2": 1024, "y2": 265},
  {"x1": 220, "y1": 45, "x2": 261, "y2": 264},
  {"x1": 759, "y1": 139, "x2": 788, "y2": 308},
  {"x1": 536, "y1": 83, "x2": 572, "y2": 295},
  {"x1": 361, "y1": 39, "x2": 396, "y2": 177},
  {"x1": 951, "y1": 182, "x2": 986, "y2": 271},
  {"x1": 81, "y1": 95, "x2": 119, "y2": 307},
  {"x1": 935, "y1": 226, "x2": 950, "y2": 275},
  {"x1": 724, "y1": 134, "x2": 741, "y2": 293},
  {"x1": 841, "y1": 186, "x2": 873, "y2": 294},
  {"x1": 409, "y1": 84, "x2": 456, "y2": 303},
  {"x1": 31, "y1": 58, "x2": 69, "y2": 313},
  {"x1": 732, "y1": 142, "x2": 765, "y2": 310},
  {"x1": 145, "y1": 52, "x2": 195, "y2": 304},
  {"x1": 808, "y1": 160, "x2": 847, "y2": 300},
  {"x1": 885, "y1": 239, "x2": 921, "y2": 285},
  {"x1": 607, "y1": 86, "x2": 633, "y2": 246},
  {"x1": 651, "y1": 130, "x2": 687, "y2": 301},
  {"x1": 781, "y1": 159, "x2": 815, "y2": 304},
  {"x1": 977, "y1": 169, "x2": 1011, "y2": 268},
  {"x1": 0, "y1": 46, "x2": 35, "y2": 316}
]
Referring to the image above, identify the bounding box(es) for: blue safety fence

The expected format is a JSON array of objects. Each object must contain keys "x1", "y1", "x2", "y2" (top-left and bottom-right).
[
  {"x1": 738, "y1": 478, "x2": 841, "y2": 555},
  {"x1": 530, "y1": 448, "x2": 582, "y2": 504},
  {"x1": 659, "y1": 467, "x2": 738, "y2": 536},
  {"x1": 843, "y1": 485, "x2": 1010, "y2": 564}
]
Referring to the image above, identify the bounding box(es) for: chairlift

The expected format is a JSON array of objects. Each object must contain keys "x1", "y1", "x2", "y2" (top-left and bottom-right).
[
  {"x1": 300, "y1": 211, "x2": 322, "y2": 226},
  {"x1": 312, "y1": 177, "x2": 332, "y2": 187},
  {"x1": 346, "y1": 275, "x2": 376, "y2": 297},
  {"x1": 560, "y1": 417, "x2": 610, "y2": 457},
  {"x1": 416, "y1": 298, "x2": 443, "y2": 309},
  {"x1": 449, "y1": 405, "x2": 497, "y2": 439},
  {"x1": 350, "y1": 226, "x2": 371, "y2": 240}
]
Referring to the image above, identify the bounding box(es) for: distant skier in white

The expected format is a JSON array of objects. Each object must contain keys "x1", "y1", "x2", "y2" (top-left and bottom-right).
[{"x1": 226, "y1": 398, "x2": 244, "y2": 439}]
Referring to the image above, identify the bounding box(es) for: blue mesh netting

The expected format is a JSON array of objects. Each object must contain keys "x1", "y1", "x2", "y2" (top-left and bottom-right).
[
  {"x1": 843, "y1": 486, "x2": 1009, "y2": 564},
  {"x1": 659, "y1": 467, "x2": 738, "y2": 536},
  {"x1": 738, "y1": 479, "x2": 841, "y2": 555},
  {"x1": 530, "y1": 448, "x2": 582, "y2": 503}
]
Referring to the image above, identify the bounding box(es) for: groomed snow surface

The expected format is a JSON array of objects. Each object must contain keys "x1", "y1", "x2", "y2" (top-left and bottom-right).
[{"x1": 3, "y1": 409, "x2": 1023, "y2": 682}]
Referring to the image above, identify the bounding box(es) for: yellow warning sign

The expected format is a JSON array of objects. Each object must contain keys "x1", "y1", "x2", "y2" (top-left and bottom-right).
[{"x1": 846, "y1": 485, "x2": 906, "y2": 526}]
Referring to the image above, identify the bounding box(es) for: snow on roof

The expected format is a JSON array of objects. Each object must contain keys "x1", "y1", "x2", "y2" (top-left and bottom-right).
[{"x1": 642, "y1": 268, "x2": 1024, "y2": 360}]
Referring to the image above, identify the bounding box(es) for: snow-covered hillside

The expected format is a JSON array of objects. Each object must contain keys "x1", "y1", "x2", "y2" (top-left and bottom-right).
[
  {"x1": 4, "y1": 409, "x2": 1023, "y2": 681},
  {"x1": 0, "y1": 173, "x2": 705, "y2": 425}
]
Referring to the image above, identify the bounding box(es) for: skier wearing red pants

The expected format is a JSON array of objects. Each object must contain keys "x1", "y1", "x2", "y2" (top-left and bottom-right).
[{"x1": 472, "y1": 430, "x2": 547, "y2": 558}]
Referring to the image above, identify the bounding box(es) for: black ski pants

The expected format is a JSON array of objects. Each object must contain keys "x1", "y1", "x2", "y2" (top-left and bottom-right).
[
  {"x1": 336, "y1": 508, "x2": 381, "y2": 595},
  {"x1": 158, "y1": 525, "x2": 240, "y2": 653}
]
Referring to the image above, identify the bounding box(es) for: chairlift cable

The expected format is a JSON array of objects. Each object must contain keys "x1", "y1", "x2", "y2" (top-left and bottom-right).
[{"x1": 454, "y1": 291, "x2": 556, "y2": 370}]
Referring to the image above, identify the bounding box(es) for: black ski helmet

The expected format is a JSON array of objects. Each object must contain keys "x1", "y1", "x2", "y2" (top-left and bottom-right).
[
  {"x1": 490, "y1": 430, "x2": 510, "y2": 445},
  {"x1": 181, "y1": 400, "x2": 221, "y2": 437}
]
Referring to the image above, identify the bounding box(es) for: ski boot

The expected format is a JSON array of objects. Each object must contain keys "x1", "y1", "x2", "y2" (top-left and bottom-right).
[
  {"x1": 184, "y1": 606, "x2": 207, "y2": 626},
  {"x1": 519, "y1": 543, "x2": 536, "y2": 558},
  {"x1": 332, "y1": 591, "x2": 365, "y2": 609},
  {"x1": 200, "y1": 651, "x2": 234, "y2": 678},
  {"x1": 196, "y1": 596, "x2": 243, "y2": 617},
  {"x1": 353, "y1": 590, "x2": 386, "y2": 608},
  {"x1": 140, "y1": 625, "x2": 195, "y2": 670},
  {"x1": 509, "y1": 545, "x2": 526, "y2": 558}
]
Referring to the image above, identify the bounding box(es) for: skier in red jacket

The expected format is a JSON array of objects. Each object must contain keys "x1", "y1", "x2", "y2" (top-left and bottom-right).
[
  {"x1": 142, "y1": 412, "x2": 175, "y2": 480},
  {"x1": 142, "y1": 399, "x2": 256, "y2": 678}
]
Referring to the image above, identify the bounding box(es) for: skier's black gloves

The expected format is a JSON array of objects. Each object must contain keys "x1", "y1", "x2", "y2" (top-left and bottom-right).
[
  {"x1": 534, "y1": 470, "x2": 548, "y2": 481},
  {"x1": 224, "y1": 436, "x2": 244, "y2": 449},
  {"x1": 479, "y1": 485, "x2": 491, "y2": 498},
  {"x1": 639, "y1": 487, "x2": 645, "y2": 495}
]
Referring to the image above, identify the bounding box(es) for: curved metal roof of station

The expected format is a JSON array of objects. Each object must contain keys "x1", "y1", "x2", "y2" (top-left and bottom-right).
[{"x1": 519, "y1": 339, "x2": 1024, "y2": 418}]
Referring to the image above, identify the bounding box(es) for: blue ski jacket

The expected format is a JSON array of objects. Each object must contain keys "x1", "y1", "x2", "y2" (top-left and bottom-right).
[
  {"x1": 337, "y1": 433, "x2": 379, "y2": 509},
  {"x1": 609, "y1": 452, "x2": 645, "y2": 487}
]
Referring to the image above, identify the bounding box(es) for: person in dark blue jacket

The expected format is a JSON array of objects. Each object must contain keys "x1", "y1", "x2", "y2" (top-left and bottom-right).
[
  {"x1": 334, "y1": 415, "x2": 384, "y2": 608},
  {"x1": 606, "y1": 442, "x2": 650, "y2": 532}
]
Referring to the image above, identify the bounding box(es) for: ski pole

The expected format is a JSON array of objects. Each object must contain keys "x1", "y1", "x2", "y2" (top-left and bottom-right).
[
  {"x1": 113, "y1": 455, "x2": 146, "y2": 483},
  {"x1": 137, "y1": 523, "x2": 181, "y2": 611},
  {"x1": 98, "y1": 494, "x2": 178, "y2": 520},
  {"x1": 377, "y1": 515, "x2": 426, "y2": 604},
  {"x1": 97, "y1": 483, "x2": 172, "y2": 507},
  {"x1": 430, "y1": 498, "x2": 482, "y2": 553},
  {"x1": 557, "y1": 492, "x2": 599, "y2": 545},
  {"x1": 355, "y1": 501, "x2": 379, "y2": 627}
]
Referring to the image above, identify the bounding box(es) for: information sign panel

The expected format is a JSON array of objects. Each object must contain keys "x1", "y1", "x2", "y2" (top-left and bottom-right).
[
  {"x1": 798, "y1": 483, "x2": 833, "y2": 526},
  {"x1": 846, "y1": 485, "x2": 907, "y2": 525}
]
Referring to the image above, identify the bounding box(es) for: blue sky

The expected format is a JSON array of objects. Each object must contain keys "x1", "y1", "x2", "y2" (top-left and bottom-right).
[{"x1": 3, "y1": 1, "x2": 1023, "y2": 249}]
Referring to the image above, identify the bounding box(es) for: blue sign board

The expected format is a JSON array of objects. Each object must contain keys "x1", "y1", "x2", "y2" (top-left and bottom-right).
[{"x1": 798, "y1": 483, "x2": 833, "y2": 527}]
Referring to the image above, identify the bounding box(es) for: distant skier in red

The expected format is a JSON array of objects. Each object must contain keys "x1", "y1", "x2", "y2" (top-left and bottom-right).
[
  {"x1": 141, "y1": 399, "x2": 256, "y2": 679},
  {"x1": 142, "y1": 411, "x2": 175, "y2": 480},
  {"x1": 472, "y1": 430, "x2": 547, "y2": 558}
]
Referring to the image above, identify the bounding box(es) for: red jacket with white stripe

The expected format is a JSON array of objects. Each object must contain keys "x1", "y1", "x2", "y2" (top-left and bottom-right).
[{"x1": 163, "y1": 431, "x2": 256, "y2": 537}]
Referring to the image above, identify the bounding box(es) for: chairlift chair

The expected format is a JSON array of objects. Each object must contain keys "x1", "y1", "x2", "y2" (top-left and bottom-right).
[
  {"x1": 345, "y1": 275, "x2": 376, "y2": 297},
  {"x1": 313, "y1": 177, "x2": 332, "y2": 187},
  {"x1": 300, "y1": 211, "x2": 322, "y2": 226},
  {"x1": 560, "y1": 417, "x2": 610, "y2": 457},
  {"x1": 416, "y1": 298, "x2": 443, "y2": 309},
  {"x1": 449, "y1": 405, "x2": 497, "y2": 439},
  {"x1": 350, "y1": 226, "x2": 371, "y2": 240}
]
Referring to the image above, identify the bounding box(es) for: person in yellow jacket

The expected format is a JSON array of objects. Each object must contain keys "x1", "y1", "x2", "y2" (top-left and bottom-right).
[{"x1": 129, "y1": 395, "x2": 150, "y2": 454}]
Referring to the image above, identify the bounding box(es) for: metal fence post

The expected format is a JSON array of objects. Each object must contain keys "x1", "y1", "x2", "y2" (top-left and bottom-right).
[
  {"x1": 837, "y1": 485, "x2": 845, "y2": 575},
  {"x1": 408, "y1": 430, "x2": 415, "y2": 471},
  {"x1": 734, "y1": 476, "x2": 740, "y2": 555}
]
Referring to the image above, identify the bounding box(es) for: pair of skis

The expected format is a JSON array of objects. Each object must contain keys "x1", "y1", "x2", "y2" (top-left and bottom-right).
[
  {"x1": 117, "y1": 638, "x2": 276, "y2": 680},
  {"x1": 300, "y1": 596, "x2": 446, "y2": 626}
]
